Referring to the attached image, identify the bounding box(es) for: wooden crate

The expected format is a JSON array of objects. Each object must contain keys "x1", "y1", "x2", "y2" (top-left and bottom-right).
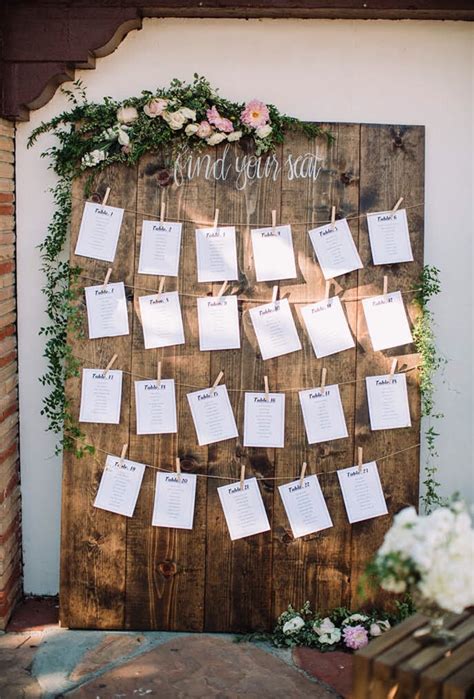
[{"x1": 353, "y1": 612, "x2": 474, "y2": 698}]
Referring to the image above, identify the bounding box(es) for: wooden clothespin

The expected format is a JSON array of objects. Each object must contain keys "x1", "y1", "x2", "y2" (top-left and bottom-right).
[
  {"x1": 102, "y1": 267, "x2": 112, "y2": 287},
  {"x1": 158, "y1": 277, "x2": 165, "y2": 295},
  {"x1": 271, "y1": 209, "x2": 277, "y2": 233},
  {"x1": 324, "y1": 280, "x2": 331, "y2": 300},
  {"x1": 217, "y1": 281, "x2": 228, "y2": 298},
  {"x1": 299, "y1": 461, "x2": 307, "y2": 487},
  {"x1": 272, "y1": 285, "x2": 278, "y2": 304},
  {"x1": 357, "y1": 446, "x2": 364, "y2": 473},
  {"x1": 264, "y1": 375, "x2": 270, "y2": 399},
  {"x1": 240, "y1": 463, "x2": 246, "y2": 491},
  {"x1": 392, "y1": 197, "x2": 404, "y2": 213},
  {"x1": 320, "y1": 367, "x2": 327, "y2": 392},
  {"x1": 212, "y1": 370, "x2": 224, "y2": 388},
  {"x1": 383, "y1": 275, "x2": 388, "y2": 296},
  {"x1": 157, "y1": 359, "x2": 162, "y2": 384},
  {"x1": 102, "y1": 187, "x2": 111, "y2": 206},
  {"x1": 133, "y1": 294, "x2": 142, "y2": 325},
  {"x1": 118, "y1": 443, "x2": 128, "y2": 468},
  {"x1": 213, "y1": 208, "x2": 219, "y2": 230},
  {"x1": 104, "y1": 353, "x2": 118, "y2": 377},
  {"x1": 176, "y1": 457, "x2": 181, "y2": 482},
  {"x1": 389, "y1": 358, "x2": 397, "y2": 378},
  {"x1": 331, "y1": 205, "x2": 336, "y2": 229},
  {"x1": 160, "y1": 189, "x2": 166, "y2": 222}
]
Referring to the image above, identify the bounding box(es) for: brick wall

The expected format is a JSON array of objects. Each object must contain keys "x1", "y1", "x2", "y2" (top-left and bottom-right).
[{"x1": 0, "y1": 117, "x2": 21, "y2": 630}]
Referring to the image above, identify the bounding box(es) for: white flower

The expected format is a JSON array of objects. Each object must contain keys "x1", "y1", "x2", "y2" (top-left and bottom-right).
[
  {"x1": 206, "y1": 132, "x2": 227, "y2": 146},
  {"x1": 370, "y1": 623, "x2": 382, "y2": 637},
  {"x1": 256, "y1": 124, "x2": 272, "y2": 138},
  {"x1": 382, "y1": 577, "x2": 407, "y2": 594},
  {"x1": 185, "y1": 123, "x2": 199, "y2": 136},
  {"x1": 117, "y1": 127, "x2": 130, "y2": 146},
  {"x1": 162, "y1": 110, "x2": 187, "y2": 130},
  {"x1": 343, "y1": 613, "x2": 369, "y2": 625},
  {"x1": 116, "y1": 106, "x2": 138, "y2": 124},
  {"x1": 313, "y1": 617, "x2": 335, "y2": 636},
  {"x1": 282, "y1": 616, "x2": 305, "y2": 635},
  {"x1": 319, "y1": 628, "x2": 341, "y2": 645},
  {"x1": 227, "y1": 130, "x2": 243, "y2": 142},
  {"x1": 81, "y1": 149, "x2": 106, "y2": 168},
  {"x1": 143, "y1": 98, "x2": 168, "y2": 118},
  {"x1": 179, "y1": 107, "x2": 196, "y2": 121}
]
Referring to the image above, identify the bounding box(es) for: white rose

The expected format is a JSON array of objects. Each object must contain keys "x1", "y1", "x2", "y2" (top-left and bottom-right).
[
  {"x1": 117, "y1": 128, "x2": 130, "y2": 146},
  {"x1": 313, "y1": 617, "x2": 335, "y2": 636},
  {"x1": 319, "y1": 629, "x2": 341, "y2": 645},
  {"x1": 343, "y1": 613, "x2": 369, "y2": 624},
  {"x1": 185, "y1": 123, "x2": 199, "y2": 136},
  {"x1": 179, "y1": 107, "x2": 196, "y2": 121},
  {"x1": 256, "y1": 124, "x2": 272, "y2": 138},
  {"x1": 282, "y1": 616, "x2": 305, "y2": 635},
  {"x1": 370, "y1": 623, "x2": 382, "y2": 637},
  {"x1": 116, "y1": 106, "x2": 138, "y2": 124},
  {"x1": 162, "y1": 110, "x2": 186, "y2": 130},
  {"x1": 206, "y1": 132, "x2": 227, "y2": 146},
  {"x1": 227, "y1": 130, "x2": 243, "y2": 142}
]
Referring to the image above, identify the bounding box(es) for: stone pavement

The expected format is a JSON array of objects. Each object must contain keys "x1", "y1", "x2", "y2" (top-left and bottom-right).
[{"x1": 0, "y1": 598, "x2": 353, "y2": 698}]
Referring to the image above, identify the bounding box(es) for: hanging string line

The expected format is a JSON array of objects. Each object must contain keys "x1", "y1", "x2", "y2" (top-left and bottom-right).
[
  {"x1": 71, "y1": 194, "x2": 423, "y2": 227},
  {"x1": 78, "y1": 438, "x2": 421, "y2": 482}
]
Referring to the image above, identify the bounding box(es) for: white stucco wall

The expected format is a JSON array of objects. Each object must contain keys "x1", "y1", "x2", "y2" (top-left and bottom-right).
[{"x1": 16, "y1": 18, "x2": 473, "y2": 594}]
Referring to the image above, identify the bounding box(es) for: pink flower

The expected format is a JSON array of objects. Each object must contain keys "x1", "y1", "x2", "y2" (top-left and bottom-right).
[
  {"x1": 196, "y1": 121, "x2": 213, "y2": 139},
  {"x1": 206, "y1": 106, "x2": 234, "y2": 133},
  {"x1": 240, "y1": 99, "x2": 270, "y2": 129},
  {"x1": 343, "y1": 625, "x2": 369, "y2": 650},
  {"x1": 143, "y1": 98, "x2": 168, "y2": 118}
]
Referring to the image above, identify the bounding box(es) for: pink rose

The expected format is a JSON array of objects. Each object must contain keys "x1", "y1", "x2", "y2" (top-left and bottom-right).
[
  {"x1": 196, "y1": 121, "x2": 212, "y2": 139},
  {"x1": 143, "y1": 98, "x2": 168, "y2": 118},
  {"x1": 206, "y1": 106, "x2": 234, "y2": 133},
  {"x1": 240, "y1": 99, "x2": 270, "y2": 129},
  {"x1": 342, "y1": 625, "x2": 369, "y2": 650}
]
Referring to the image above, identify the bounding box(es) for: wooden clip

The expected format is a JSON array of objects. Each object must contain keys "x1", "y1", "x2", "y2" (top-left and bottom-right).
[
  {"x1": 133, "y1": 295, "x2": 142, "y2": 325},
  {"x1": 357, "y1": 447, "x2": 363, "y2": 472},
  {"x1": 118, "y1": 443, "x2": 128, "y2": 468},
  {"x1": 320, "y1": 367, "x2": 327, "y2": 392},
  {"x1": 217, "y1": 281, "x2": 228, "y2": 298},
  {"x1": 383, "y1": 275, "x2": 388, "y2": 296},
  {"x1": 157, "y1": 359, "x2": 162, "y2": 384},
  {"x1": 102, "y1": 187, "x2": 111, "y2": 206},
  {"x1": 240, "y1": 463, "x2": 246, "y2": 491},
  {"x1": 176, "y1": 457, "x2": 181, "y2": 482},
  {"x1": 212, "y1": 370, "x2": 224, "y2": 388},
  {"x1": 271, "y1": 209, "x2": 277, "y2": 232},
  {"x1": 389, "y1": 358, "x2": 397, "y2": 378},
  {"x1": 324, "y1": 280, "x2": 331, "y2": 300},
  {"x1": 264, "y1": 375, "x2": 270, "y2": 399},
  {"x1": 392, "y1": 197, "x2": 403, "y2": 213},
  {"x1": 213, "y1": 208, "x2": 219, "y2": 230},
  {"x1": 299, "y1": 461, "x2": 307, "y2": 487},
  {"x1": 158, "y1": 277, "x2": 165, "y2": 295},
  {"x1": 331, "y1": 205, "x2": 336, "y2": 229},
  {"x1": 272, "y1": 285, "x2": 278, "y2": 304},
  {"x1": 104, "y1": 353, "x2": 118, "y2": 376},
  {"x1": 160, "y1": 200, "x2": 166, "y2": 223},
  {"x1": 102, "y1": 267, "x2": 112, "y2": 287}
]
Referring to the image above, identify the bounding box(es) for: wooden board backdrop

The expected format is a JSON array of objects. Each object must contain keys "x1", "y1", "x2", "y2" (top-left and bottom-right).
[{"x1": 60, "y1": 124, "x2": 424, "y2": 631}]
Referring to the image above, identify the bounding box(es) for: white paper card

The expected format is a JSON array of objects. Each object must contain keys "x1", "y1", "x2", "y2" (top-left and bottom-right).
[
  {"x1": 244, "y1": 392, "x2": 285, "y2": 448},
  {"x1": 152, "y1": 471, "x2": 197, "y2": 529},
  {"x1": 301, "y1": 296, "x2": 355, "y2": 358},
  {"x1": 367, "y1": 209, "x2": 413, "y2": 265},
  {"x1": 251, "y1": 225, "x2": 297, "y2": 281},
  {"x1": 362, "y1": 291, "x2": 413, "y2": 351},
  {"x1": 278, "y1": 475, "x2": 333, "y2": 539},
  {"x1": 138, "y1": 220, "x2": 182, "y2": 276},
  {"x1": 85, "y1": 282, "x2": 129, "y2": 339},
  {"x1": 139, "y1": 291, "x2": 185, "y2": 349},
  {"x1": 187, "y1": 384, "x2": 238, "y2": 446},
  {"x1": 366, "y1": 373, "x2": 411, "y2": 430},
  {"x1": 337, "y1": 461, "x2": 388, "y2": 524},
  {"x1": 217, "y1": 477, "x2": 270, "y2": 541},
  {"x1": 308, "y1": 219, "x2": 363, "y2": 279},
  {"x1": 79, "y1": 368, "x2": 123, "y2": 424},
  {"x1": 195, "y1": 226, "x2": 238, "y2": 282},
  {"x1": 94, "y1": 454, "x2": 146, "y2": 517},
  {"x1": 134, "y1": 379, "x2": 177, "y2": 435},
  {"x1": 75, "y1": 202, "x2": 124, "y2": 262},
  {"x1": 197, "y1": 296, "x2": 240, "y2": 351},
  {"x1": 249, "y1": 299, "x2": 302, "y2": 361},
  {"x1": 299, "y1": 384, "x2": 348, "y2": 444}
]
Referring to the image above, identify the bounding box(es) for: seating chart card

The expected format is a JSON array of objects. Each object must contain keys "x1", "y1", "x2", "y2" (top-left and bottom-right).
[
  {"x1": 249, "y1": 299, "x2": 302, "y2": 361},
  {"x1": 308, "y1": 218, "x2": 363, "y2": 279},
  {"x1": 79, "y1": 368, "x2": 123, "y2": 424},
  {"x1": 152, "y1": 471, "x2": 197, "y2": 530},
  {"x1": 251, "y1": 225, "x2": 297, "y2": 281},
  {"x1": 278, "y1": 474, "x2": 333, "y2": 539},
  {"x1": 139, "y1": 290, "x2": 185, "y2": 349},
  {"x1": 301, "y1": 296, "x2": 355, "y2": 358},
  {"x1": 197, "y1": 295, "x2": 240, "y2": 351},
  {"x1": 337, "y1": 461, "x2": 388, "y2": 523},
  {"x1": 366, "y1": 373, "x2": 411, "y2": 430},
  {"x1": 94, "y1": 454, "x2": 146, "y2": 517},
  {"x1": 187, "y1": 384, "x2": 238, "y2": 446},
  {"x1": 138, "y1": 220, "x2": 182, "y2": 276},
  {"x1": 367, "y1": 209, "x2": 413, "y2": 265},
  {"x1": 195, "y1": 226, "x2": 239, "y2": 282},
  {"x1": 362, "y1": 291, "x2": 413, "y2": 351},
  {"x1": 85, "y1": 282, "x2": 129, "y2": 339},
  {"x1": 299, "y1": 384, "x2": 348, "y2": 444},
  {"x1": 134, "y1": 379, "x2": 177, "y2": 435},
  {"x1": 75, "y1": 201, "x2": 124, "y2": 262},
  {"x1": 217, "y1": 477, "x2": 271, "y2": 541},
  {"x1": 243, "y1": 392, "x2": 285, "y2": 448}
]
